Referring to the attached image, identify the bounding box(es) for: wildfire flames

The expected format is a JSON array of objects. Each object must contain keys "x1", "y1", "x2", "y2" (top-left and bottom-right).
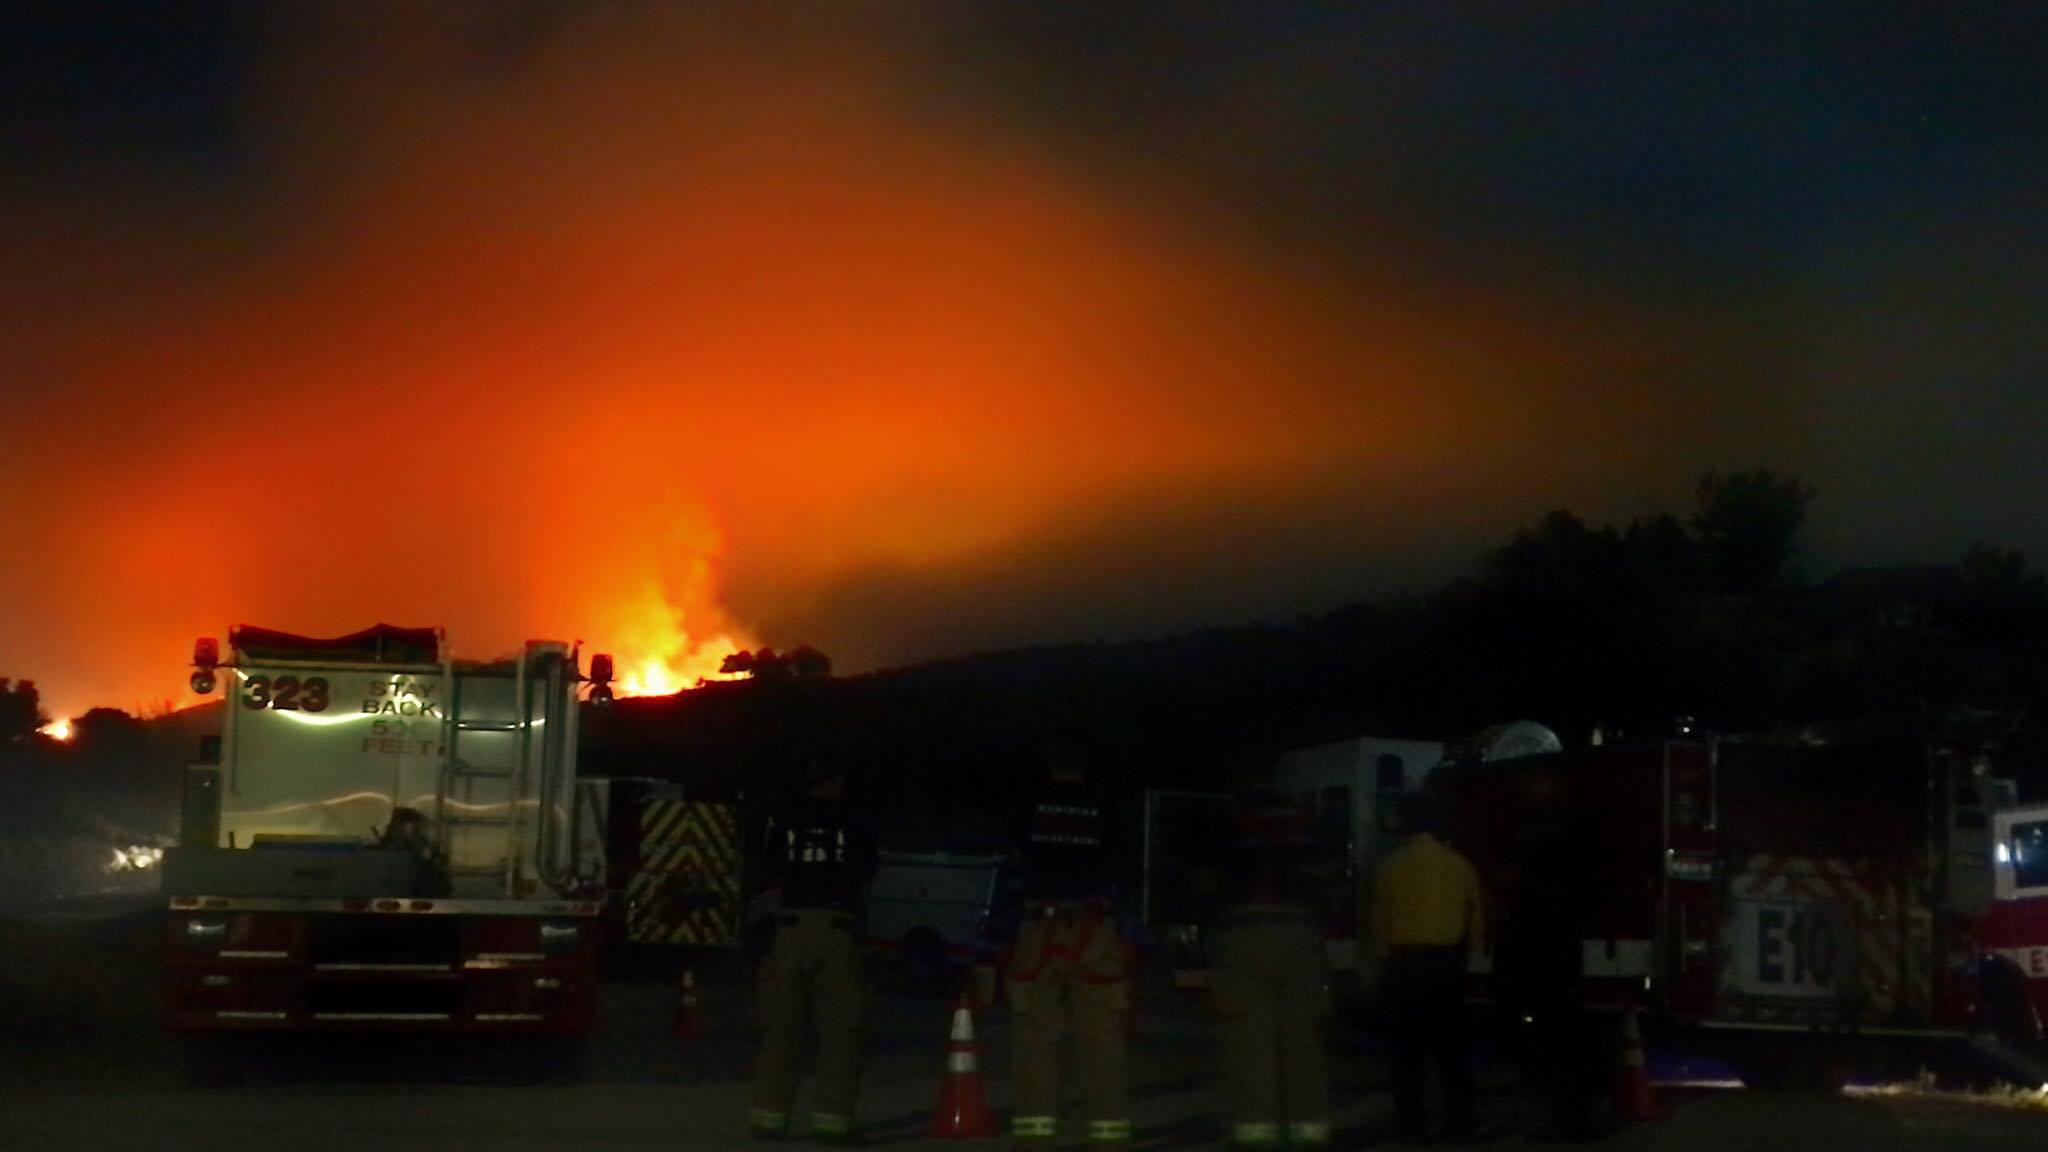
[{"x1": 609, "y1": 585, "x2": 748, "y2": 698}]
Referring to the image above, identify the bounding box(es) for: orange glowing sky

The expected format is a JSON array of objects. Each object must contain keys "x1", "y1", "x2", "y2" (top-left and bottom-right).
[{"x1": 5, "y1": 5, "x2": 2045, "y2": 721}]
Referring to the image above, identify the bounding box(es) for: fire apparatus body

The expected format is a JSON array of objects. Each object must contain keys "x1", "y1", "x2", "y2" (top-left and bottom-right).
[
  {"x1": 1428, "y1": 733, "x2": 2046, "y2": 1082},
  {"x1": 588, "y1": 776, "x2": 747, "y2": 952},
  {"x1": 163, "y1": 626, "x2": 609, "y2": 1054},
  {"x1": 1139, "y1": 733, "x2": 1459, "y2": 987},
  {"x1": 1138, "y1": 789, "x2": 1235, "y2": 987},
  {"x1": 1269, "y1": 735, "x2": 1449, "y2": 977},
  {"x1": 1981, "y1": 803, "x2": 2048, "y2": 1043}
]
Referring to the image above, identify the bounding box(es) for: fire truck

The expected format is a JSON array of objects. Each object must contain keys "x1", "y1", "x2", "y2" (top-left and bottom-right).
[
  {"x1": 1427, "y1": 727, "x2": 2048, "y2": 1085},
  {"x1": 162, "y1": 625, "x2": 616, "y2": 1080}
]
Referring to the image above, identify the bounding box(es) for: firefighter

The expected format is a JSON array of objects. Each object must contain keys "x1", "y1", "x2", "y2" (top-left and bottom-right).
[
  {"x1": 1212, "y1": 788, "x2": 1330, "y2": 1151},
  {"x1": 1501, "y1": 772, "x2": 1605, "y2": 1141},
  {"x1": 750, "y1": 759, "x2": 879, "y2": 1145},
  {"x1": 1006, "y1": 746, "x2": 1133, "y2": 1149},
  {"x1": 1371, "y1": 791, "x2": 1484, "y2": 1144}
]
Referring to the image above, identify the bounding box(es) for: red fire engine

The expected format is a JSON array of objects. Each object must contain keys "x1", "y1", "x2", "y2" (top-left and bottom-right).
[
  {"x1": 162, "y1": 626, "x2": 614, "y2": 1081},
  {"x1": 1429, "y1": 727, "x2": 2045, "y2": 1084}
]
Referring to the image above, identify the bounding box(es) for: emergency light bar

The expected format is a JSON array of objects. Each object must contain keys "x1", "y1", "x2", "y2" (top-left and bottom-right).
[{"x1": 191, "y1": 637, "x2": 220, "y2": 695}]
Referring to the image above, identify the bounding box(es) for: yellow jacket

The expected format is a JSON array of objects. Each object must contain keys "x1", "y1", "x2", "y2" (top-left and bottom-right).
[{"x1": 1369, "y1": 832, "x2": 1484, "y2": 962}]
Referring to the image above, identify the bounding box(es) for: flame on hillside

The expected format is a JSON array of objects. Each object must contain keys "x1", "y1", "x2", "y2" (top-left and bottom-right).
[
  {"x1": 614, "y1": 607, "x2": 746, "y2": 697},
  {"x1": 600, "y1": 556, "x2": 750, "y2": 698}
]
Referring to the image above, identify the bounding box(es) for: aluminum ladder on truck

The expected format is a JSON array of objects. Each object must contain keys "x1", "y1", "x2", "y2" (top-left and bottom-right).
[{"x1": 434, "y1": 652, "x2": 533, "y2": 895}]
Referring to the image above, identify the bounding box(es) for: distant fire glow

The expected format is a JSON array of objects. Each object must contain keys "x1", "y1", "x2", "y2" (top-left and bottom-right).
[
  {"x1": 0, "y1": 8, "x2": 1660, "y2": 721},
  {"x1": 41, "y1": 719, "x2": 73, "y2": 742}
]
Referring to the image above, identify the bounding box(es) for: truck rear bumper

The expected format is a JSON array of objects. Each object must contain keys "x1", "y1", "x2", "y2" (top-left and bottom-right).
[
  {"x1": 1696, "y1": 1018, "x2": 1969, "y2": 1040},
  {"x1": 168, "y1": 985, "x2": 595, "y2": 1032},
  {"x1": 164, "y1": 905, "x2": 601, "y2": 1034}
]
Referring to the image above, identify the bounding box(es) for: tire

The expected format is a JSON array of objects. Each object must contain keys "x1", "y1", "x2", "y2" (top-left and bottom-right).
[
  {"x1": 1978, "y1": 962, "x2": 2042, "y2": 1046},
  {"x1": 1728, "y1": 1048, "x2": 1793, "y2": 1091},
  {"x1": 1730, "y1": 1043, "x2": 1852, "y2": 1094}
]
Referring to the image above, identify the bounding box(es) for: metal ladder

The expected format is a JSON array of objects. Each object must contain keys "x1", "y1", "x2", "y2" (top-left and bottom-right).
[{"x1": 433, "y1": 650, "x2": 531, "y2": 889}]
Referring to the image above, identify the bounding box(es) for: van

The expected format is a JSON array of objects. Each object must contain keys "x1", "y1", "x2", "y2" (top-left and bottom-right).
[
  {"x1": 866, "y1": 852, "x2": 1013, "y2": 985},
  {"x1": 744, "y1": 851, "x2": 1018, "y2": 984}
]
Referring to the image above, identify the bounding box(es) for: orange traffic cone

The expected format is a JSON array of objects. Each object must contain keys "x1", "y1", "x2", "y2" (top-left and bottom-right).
[
  {"x1": 931, "y1": 991, "x2": 995, "y2": 1138},
  {"x1": 673, "y1": 966, "x2": 704, "y2": 1039},
  {"x1": 1611, "y1": 1002, "x2": 1666, "y2": 1122}
]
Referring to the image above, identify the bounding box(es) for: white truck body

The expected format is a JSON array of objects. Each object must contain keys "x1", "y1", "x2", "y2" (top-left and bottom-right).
[
  {"x1": 210, "y1": 643, "x2": 584, "y2": 894},
  {"x1": 1270, "y1": 735, "x2": 1446, "y2": 973}
]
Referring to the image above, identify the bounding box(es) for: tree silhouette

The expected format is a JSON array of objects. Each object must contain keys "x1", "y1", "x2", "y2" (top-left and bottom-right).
[
  {"x1": 785, "y1": 646, "x2": 833, "y2": 680},
  {"x1": 71, "y1": 706, "x2": 144, "y2": 749},
  {"x1": 718, "y1": 647, "x2": 834, "y2": 682},
  {"x1": 0, "y1": 678, "x2": 49, "y2": 743},
  {"x1": 1691, "y1": 469, "x2": 1813, "y2": 600}
]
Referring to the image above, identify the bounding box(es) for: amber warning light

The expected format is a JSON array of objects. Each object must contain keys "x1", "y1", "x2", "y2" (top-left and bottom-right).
[
  {"x1": 190, "y1": 637, "x2": 220, "y2": 695},
  {"x1": 587, "y1": 653, "x2": 615, "y2": 706}
]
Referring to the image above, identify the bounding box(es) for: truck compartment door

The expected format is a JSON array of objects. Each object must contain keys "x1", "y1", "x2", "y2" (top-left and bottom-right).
[{"x1": 1721, "y1": 855, "x2": 1916, "y2": 1025}]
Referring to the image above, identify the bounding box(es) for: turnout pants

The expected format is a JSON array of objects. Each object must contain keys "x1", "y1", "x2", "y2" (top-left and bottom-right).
[
  {"x1": 1006, "y1": 903, "x2": 1133, "y2": 1146},
  {"x1": 1384, "y1": 945, "x2": 1473, "y2": 1141},
  {"x1": 751, "y1": 909, "x2": 868, "y2": 1139},
  {"x1": 1211, "y1": 907, "x2": 1331, "y2": 1149}
]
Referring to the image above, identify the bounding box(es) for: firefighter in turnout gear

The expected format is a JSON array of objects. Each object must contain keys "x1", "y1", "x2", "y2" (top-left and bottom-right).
[
  {"x1": 750, "y1": 760, "x2": 879, "y2": 1144},
  {"x1": 1005, "y1": 748, "x2": 1133, "y2": 1149},
  {"x1": 1212, "y1": 789, "x2": 1330, "y2": 1151}
]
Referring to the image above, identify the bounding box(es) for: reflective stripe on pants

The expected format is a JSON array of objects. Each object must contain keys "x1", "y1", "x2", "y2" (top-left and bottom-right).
[{"x1": 1006, "y1": 909, "x2": 1132, "y2": 1137}]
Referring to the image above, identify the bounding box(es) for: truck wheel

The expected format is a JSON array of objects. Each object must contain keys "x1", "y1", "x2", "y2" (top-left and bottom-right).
[
  {"x1": 903, "y1": 928, "x2": 947, "y2": 990},
  {"x1": 1731, "y1": 1045, "x2": 1851, "y2": 1093},
  {"x1": 1731, "y1": 1050, "x2": 1794, "y2": 1091},
  {"x1": 1978, "y1": 963, "x2": 2042, "y2": 1045}
]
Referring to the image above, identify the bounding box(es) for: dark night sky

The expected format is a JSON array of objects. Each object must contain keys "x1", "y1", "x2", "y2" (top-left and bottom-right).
[{"x1": 3, "y1": 3, "x2": 2045, "y2": 718}]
